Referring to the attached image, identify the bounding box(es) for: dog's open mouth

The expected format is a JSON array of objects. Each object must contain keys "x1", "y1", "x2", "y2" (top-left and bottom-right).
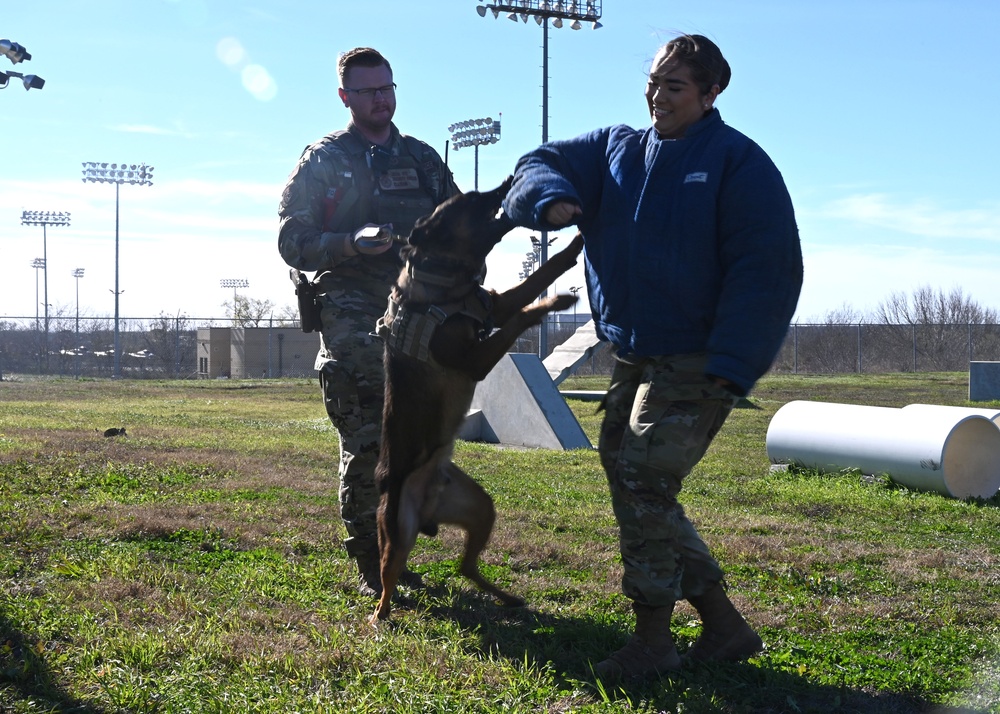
[{"x1": 479, "y1": 176, "x2": 515, "y2": 236}]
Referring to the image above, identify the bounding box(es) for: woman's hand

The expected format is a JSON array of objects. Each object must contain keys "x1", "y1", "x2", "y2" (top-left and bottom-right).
[{"x1": 543, "y1": 201, "x2": 583, "y2": 228}]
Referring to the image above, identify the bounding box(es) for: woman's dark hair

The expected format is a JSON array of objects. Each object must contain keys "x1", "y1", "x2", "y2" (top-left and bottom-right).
[
  {"x1": 660, "y1": 34, "x2": 731, "y2": 95},
  {"x1": 337, "y1": 47, "x2": 393, "y2": 86}
]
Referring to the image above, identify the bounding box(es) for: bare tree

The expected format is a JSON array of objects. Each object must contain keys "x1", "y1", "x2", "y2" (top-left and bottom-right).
[
  {"x1": 873, "y1": 285, "x2": 999, "y2": 325},
  {"x1": 808, "y1": 302, "x2": 867, "y2": 325},
  {"x1": 871, "y1": 285, "x2": 1000, "y2": 370},
  {"x1": 222, "y1": 295, "x2": 277, "y2": 328},
  {"x1": 139, "y1": 313, "x2": 197, "y2": 377},
  {"x1": 273, "y1": 303, "x2": 301, "y2": 329}
]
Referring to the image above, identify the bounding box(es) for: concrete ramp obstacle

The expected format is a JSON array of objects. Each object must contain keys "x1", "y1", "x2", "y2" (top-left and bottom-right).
[{"x1": 460, "y1": 353, "x2": 592, "y2": 450}]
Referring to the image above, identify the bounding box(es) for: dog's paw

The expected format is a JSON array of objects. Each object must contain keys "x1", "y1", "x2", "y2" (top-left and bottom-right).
[
  {"x1": 553, "y1": 231, "x2": 585, "y2": 265},
  {"x1": 499, "y1": 594, "x2": 526, "y2": 608},
  {"x1": 549, "y1": 293, "x2": 579, "y2": 313}
]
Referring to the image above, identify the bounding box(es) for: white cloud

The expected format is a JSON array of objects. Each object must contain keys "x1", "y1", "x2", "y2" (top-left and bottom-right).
[
  {"x1": 108, "y1": 124, "x2": 196, "y2": 138},
  {"x1": 816, "y1": 193, "x2": 1000, "y2": 242}
]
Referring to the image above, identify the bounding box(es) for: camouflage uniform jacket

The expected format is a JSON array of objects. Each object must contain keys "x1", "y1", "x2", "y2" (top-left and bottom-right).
[{"x1": 278, "y1": 122, "x2": 459, "y2": 369}]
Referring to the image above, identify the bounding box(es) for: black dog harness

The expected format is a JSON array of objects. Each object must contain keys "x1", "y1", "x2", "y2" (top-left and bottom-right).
[{"x1": 376, "y1": 257, "x2": 494, "y2": 363}]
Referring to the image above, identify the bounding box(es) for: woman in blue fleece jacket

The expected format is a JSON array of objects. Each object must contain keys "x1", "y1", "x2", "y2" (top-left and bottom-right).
[{"x1": 504, "y1": 34, "x2": 803, "y2": 681}]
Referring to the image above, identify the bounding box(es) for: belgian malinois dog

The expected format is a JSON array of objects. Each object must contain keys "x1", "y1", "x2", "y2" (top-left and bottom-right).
[{"x1": 371, "y1": 176, "x2": 583, "y2": 624}]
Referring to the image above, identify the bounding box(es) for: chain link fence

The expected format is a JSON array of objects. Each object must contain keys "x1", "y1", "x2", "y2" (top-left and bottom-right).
[
  {"x1": 2, "y1": 315, "x2": 998, "y2": 380},
  {"x1": 773, "y1": 323, "x2": 1000, "y2": 374}
]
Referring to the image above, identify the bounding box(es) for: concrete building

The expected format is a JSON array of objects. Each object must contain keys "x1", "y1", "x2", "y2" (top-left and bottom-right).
[{"x1": 197, "y1": 326, "x2": 318, "y2": 379}]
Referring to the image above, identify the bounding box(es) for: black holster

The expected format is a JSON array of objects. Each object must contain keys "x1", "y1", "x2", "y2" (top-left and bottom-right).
[{"x1": 290, "y1": 269, "x2": 322, "y2": 333}]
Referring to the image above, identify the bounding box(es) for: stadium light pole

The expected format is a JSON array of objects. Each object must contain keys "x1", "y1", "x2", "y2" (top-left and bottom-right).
[
  {"x1": 475, "y1": 0, "x2": 603, "y2": 358},
  {"x1": 73, "y1": 268, "x2": 85, "y2": 378},
  {"x1": 30, "y1": 258, "x2": 44, "y2": 372},
  {"x1": 81, "y1": 162, "x2": 154, "y2": 378},
  {"x1": 72, "y1": 268, "x2": 85, "y2": 333},
  {"x1": 448, "y1": 115, "x2": 501, "y2": 190},
  {"x1": 30, "y1": 258, "x2": 45, "y2": 330},
  {"x1": 21, "y1": 210, "x2": 70, "y2": 369},
  {"x1": 220, "y1": 278, "x2": 249, "y2": 327}
]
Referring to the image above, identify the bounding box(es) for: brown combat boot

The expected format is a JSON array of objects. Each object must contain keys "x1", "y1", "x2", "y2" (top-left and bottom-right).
[
  {"x1": 685, "y1": 584, "x2": 763, "y2": 663},
  {"x1": 351, "y1": 542, "x2": 424, "y2": 597},
  {"x1": 354, "y1": 550, "x2": 383, "y2": 598},
  {"x1": 594, "y1": 602, "x2": 681, "y2": 681}
]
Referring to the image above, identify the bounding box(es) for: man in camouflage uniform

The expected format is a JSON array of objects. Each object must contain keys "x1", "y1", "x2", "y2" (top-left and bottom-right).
[{"x1": 278, "y1": 47, "x2": 459, "y2": 596}]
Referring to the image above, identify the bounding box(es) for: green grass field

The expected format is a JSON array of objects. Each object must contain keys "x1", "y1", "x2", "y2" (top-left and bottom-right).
[{"x1": 1, "y1": 373, "x2": 998, "y2": 713}]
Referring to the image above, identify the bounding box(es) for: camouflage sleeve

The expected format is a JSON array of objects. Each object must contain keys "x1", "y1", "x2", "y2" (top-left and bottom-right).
[{"x1": 277, "y1": 142, "x2": 355, "y2": 271}]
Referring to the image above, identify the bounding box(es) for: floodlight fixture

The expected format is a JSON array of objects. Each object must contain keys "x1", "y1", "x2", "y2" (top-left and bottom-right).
[
  {"x1": 81, "y1": 161, "x2": 154, "y2": 186},
  {"x1": 0, "y1": 39, "x2": 31, "y2": 64},
  {"x1": 21, "y1": 210, "x2": 70, "y2": 227},
  {"x1": 448, "y1": 114, "x2": 501, "y2": 191},
  {"x1": 474, "y1": 1, "x2": 602, "y2": 28},
  {"x1": 0, "y1": 69, "x2": 44, "y2": 90}
]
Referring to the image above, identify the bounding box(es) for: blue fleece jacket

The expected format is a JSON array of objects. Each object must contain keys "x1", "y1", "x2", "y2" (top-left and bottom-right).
[{"x1": 503, "y1": 110, "x2": 803, "y2": 395}]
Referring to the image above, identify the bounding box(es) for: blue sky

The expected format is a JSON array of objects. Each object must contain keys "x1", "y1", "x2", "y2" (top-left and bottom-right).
[{"x1": 3, "y1": 0, "x2": 1000, "y2": 324}]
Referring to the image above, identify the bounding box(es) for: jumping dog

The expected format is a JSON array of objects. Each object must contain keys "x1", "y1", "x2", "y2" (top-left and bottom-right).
[{"x1": 371, "y1": 176, "x2": 583, "y2": 623}]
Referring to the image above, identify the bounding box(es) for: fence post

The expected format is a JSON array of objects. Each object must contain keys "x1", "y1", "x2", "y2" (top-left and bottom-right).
[
  {"x1": 793, "y1": 323, "x2": 798, "y2": 374},
  {"x1": 173, "y1": 315, "x2": 180, "y2": 378},
  {"x1": 857, "y1": 324, "x2": 862, "y2": 374}
]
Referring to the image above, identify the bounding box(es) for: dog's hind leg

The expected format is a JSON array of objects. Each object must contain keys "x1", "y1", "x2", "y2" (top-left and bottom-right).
[
  {"x1": 371, "y1": 459, "x2": 442, "y2": 624},
  {"x1": 371, "y1": 492, "x2": 419, "y2": 624},
  {"x1": 434, "y1": 462, "x2": 525, "y2": 608}
]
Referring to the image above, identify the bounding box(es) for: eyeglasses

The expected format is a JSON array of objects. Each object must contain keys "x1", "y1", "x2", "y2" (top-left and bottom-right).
[{"x1": 343, "y1": 83, "x2": 396, "y2": 99}]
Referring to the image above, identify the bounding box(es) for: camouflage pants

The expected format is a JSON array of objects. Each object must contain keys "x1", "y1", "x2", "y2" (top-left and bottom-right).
[
  {"x1": 318, "y1": 313, "x2": 386, "y2": 559},
  {"x1": 598, "y1": 352, "x2": 739, "y2": 607}
]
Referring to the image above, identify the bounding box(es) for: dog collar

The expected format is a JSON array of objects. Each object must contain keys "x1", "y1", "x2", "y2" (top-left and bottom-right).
[{"x1": 406, "y1": 258, "x2": 485, "y2": 288}]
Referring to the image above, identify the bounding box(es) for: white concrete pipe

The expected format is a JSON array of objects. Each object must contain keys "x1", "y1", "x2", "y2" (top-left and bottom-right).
[
  {"x1": 901, "y1": 403, "x2": 1000, "y2": 426},
  {"x1": 766, "y1": 400, "x2": 1000, "y2": 499}
]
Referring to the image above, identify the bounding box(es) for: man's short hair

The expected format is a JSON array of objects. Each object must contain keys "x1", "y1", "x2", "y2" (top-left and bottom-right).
[{"x1": 337, "y1": 47, "x2": 392, "y2": 86}]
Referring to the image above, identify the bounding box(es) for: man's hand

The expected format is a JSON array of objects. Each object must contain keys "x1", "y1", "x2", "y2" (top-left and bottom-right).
[
  {"x1": 349, "y1": 223, "x2": 395, "y2": 255},
  {"x1": 543, "y1": 201, "x2": 583, "y2": 228}
]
